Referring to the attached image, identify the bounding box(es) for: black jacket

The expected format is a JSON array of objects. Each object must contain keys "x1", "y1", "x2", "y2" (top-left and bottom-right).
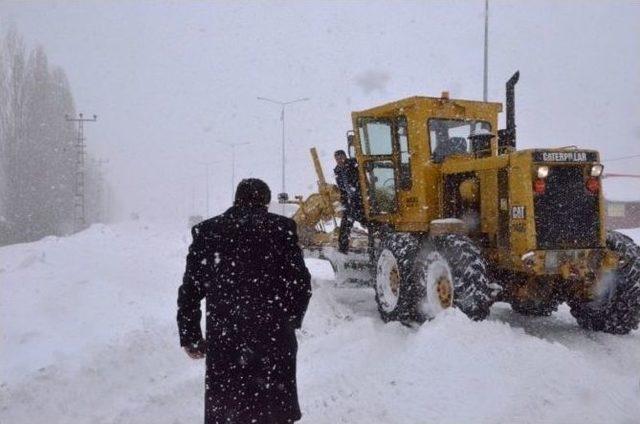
[
  {"x1": 177, "y1": 206, "x2": 312, "y2": 424},
  {"x1": 334, "y1": 159, "x2": 361, "y2": 205}
]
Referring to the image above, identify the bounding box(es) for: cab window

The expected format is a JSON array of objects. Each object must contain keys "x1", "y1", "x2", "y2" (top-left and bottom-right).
[
  {"x1": 428, "y1": 119, "x2": 491, "y2": 163},
  {"x1": 396, "y1": 117, "x2": 411, "y2": 189},
  {"x1": 365, "y1": 161, "x2": 397, "y2": 214},
  {"x1": 359, "y1": 120, "x2": 393, "y2": 155}
]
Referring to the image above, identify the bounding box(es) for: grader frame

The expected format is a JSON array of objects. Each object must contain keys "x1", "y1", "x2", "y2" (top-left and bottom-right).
[{"x1": 284, "y1": 72, "x2": 640, "y2": 334}]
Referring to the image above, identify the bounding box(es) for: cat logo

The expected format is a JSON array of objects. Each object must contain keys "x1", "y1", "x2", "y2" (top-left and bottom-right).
[
  {"x1": 511, "y1": 205, "x2": 526, "y2": 219},
  {"x1": 533, "y1": 150, "x2": 598, "y2": 162},
  {"x1": 542, "y1": 152, "x2": 587, "y2": 162}
]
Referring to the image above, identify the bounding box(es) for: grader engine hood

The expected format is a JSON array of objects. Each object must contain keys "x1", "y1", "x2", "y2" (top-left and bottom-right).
[
  {"x1": 507, "y1": 148, "x2": 607, "y2": 275},
  {"x1": 530, "y1": 150, "x2": 603, "y2": 249}
]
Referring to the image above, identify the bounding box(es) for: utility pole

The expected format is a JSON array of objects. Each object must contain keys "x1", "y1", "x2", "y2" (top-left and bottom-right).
[
  {"x1": 195, "y1": 161, "x2": 218, "y2": 216},
  {"x1": 257, "y1": 96, "x2": 310, "y2": 214},
  {"x1": 216, "y1": 141, "x2": 251, "y2": 203},
  {"x1": 483, "y1": 0, "x2": 489, "y2": 102},
  {"x1": 65, "y1": 112, "x2": 97, "y2": 232},
  {"x1": 95, "y1": 158, "x2": 109, "y2": 223}
]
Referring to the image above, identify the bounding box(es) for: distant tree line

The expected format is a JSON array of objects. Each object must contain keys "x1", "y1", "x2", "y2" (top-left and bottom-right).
[{"x1": 0, "y1": 27, "x2": 104, "y2": 246}]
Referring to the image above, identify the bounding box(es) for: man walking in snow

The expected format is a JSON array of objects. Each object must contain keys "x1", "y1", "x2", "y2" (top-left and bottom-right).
[
  {"x1": 177, "y1": 178, "x2": 312, "y2": 424},
  {"x1": 333, "y1": 150, "x2": 365, "y2": 253}
]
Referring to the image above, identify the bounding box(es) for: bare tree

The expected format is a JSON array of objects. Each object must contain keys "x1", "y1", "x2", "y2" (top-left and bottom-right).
[
  {"x1": 0, "y1": 28, "x2": 88, "y2": 245},
  {"x1": 0, "y1": 27, "x2": 27, "y2": 243}
]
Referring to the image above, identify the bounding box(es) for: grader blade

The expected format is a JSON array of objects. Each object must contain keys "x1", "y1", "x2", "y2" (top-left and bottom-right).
[{"x1": 311, "y1": 247, "x2": 372, "y2": 286}]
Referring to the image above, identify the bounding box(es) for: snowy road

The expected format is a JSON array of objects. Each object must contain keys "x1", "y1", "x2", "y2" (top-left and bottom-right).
[{"x1": 1, "y1": 222, "x2": 639, "y2": 423}]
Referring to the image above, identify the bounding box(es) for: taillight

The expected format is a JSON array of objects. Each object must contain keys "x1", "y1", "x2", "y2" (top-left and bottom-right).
[
  {"x1": 586, "y1": 177, "x2": 600, "y2": 194},
  {"x1": 533, "y1": 178, "x2": 546, "y2": 195}
]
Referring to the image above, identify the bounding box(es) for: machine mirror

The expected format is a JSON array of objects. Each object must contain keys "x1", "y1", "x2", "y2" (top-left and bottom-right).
[{"x1": 347, "y1": 131, "x2": 356, "y2": 157}]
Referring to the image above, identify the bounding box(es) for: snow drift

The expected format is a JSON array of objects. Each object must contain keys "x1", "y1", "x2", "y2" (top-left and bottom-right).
[{"x1": 1, "y1": 222, "x2": 639, "y2": 423}]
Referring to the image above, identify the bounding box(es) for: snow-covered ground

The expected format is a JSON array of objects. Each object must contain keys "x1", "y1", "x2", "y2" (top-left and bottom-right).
[{"x1": 1, "y1": 222, "x2": 639, "y2": 423}]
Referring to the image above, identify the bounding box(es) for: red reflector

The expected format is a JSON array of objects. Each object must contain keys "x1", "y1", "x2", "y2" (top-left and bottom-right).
[
  {"x1": 533, "y1": 178, "x2": 546, "y2": 195},
  {"x1": 586, "y1": 177, "x2": 600, "y2": 194}
]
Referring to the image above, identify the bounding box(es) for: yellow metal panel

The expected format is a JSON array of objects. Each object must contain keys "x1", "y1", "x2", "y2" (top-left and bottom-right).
[
  {"x1": 352, "y1": 95, "x2": 503, "y2": 230},
  {"x1": 333, "y1": 91, "x2": 615, "y2": 300},
  {"x1": 479, "y1": 169, "x2": 498, "y2": 236}
]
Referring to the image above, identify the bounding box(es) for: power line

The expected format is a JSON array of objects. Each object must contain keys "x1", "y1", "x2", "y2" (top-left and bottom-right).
[
  {"x1": 602, "y1": 153, "x2": 640, "y2": 163},
  {"x1": 602, "y1": 173, "x2": 640, "y2": 179}
]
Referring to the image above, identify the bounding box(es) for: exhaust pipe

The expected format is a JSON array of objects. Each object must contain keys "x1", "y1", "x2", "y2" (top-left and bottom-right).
[{"x1": 498, "y1": 71, "x2": 520, "y2": 151}]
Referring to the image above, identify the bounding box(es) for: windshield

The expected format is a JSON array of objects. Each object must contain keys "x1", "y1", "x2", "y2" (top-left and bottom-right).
[{"x1": 428, "y1": 119, "x2": 491, "y2": 162}]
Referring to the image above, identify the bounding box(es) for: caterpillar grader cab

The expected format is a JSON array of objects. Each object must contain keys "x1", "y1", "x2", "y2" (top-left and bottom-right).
[{"x1": 286, "y1": 71, "x2": 640, "y2": 334}]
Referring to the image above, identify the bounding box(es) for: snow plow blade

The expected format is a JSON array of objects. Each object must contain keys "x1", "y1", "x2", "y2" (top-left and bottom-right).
[{"x1": 304, "y1": 246, "x2": 372, "y2": 286}]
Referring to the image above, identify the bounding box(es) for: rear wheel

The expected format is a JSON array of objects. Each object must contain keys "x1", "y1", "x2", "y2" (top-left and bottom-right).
[
  {"x1": 374, "y1": 233, "x2": 419, "y2": 322},
  {"x1": 413, "y1": 234, "x2": 500, "y2": 321},
  {"x1": 568, "y1": 231, "x2": 640, "y2": 334}
]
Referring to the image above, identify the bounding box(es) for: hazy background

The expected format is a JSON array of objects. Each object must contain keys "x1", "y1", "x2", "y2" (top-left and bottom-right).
[{"x1": 2, "y1": 0, "x2": 638, "y2": 221}]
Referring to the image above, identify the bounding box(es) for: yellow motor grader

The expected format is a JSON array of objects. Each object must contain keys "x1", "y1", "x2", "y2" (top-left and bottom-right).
[{"x1": 285, "y1": 72, "x2": 640, "y2": 334}]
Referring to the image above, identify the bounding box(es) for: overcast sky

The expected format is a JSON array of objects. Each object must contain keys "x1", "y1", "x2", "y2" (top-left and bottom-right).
[{"x1": 2, "y1": 0, "x2": 639, "y2": 220}]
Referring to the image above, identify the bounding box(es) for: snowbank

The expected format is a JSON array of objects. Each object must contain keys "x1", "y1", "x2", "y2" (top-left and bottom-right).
[
  {"x1": 299, "y1": 299, "x2": 640, "y2": 423},
  {"x1": 1, "y1": 222, "x2": 639, "y2": 423}
]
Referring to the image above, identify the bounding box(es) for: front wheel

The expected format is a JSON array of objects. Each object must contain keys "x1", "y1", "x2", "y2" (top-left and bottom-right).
[
  {"x1": 412, "y1": 234, "x2": 500, "y2": 321},
  {"x1": 568, "y1": 231, "x2": 640, "y2": 334},
  {"x1": 374, "y1": 233, "x2": 419, "y2": 322}
]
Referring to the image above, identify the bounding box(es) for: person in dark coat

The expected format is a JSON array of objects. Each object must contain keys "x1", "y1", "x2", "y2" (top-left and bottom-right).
[
  {"x1": 177, "y1": 178, "x2": 312, "y2": 424},
  {"x1": 333, "y1": 150, "x2": 365, "y2": 253}
]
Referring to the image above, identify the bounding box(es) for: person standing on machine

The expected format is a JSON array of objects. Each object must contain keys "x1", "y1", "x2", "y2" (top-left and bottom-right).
[{"x1": 333, "y1": 150, "x2": 365, "y2": 254}]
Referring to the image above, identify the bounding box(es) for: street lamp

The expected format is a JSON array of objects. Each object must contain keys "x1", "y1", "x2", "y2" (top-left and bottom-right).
[
  {"x1": 215, "y1": 141, "x2": 251, "y2": 203},
  {"x1": 483, "y1": 0, "x2": 489, "y2": 102},
  {"x1": 257, "y1": 96, "x2": 310, "y2": 214}
]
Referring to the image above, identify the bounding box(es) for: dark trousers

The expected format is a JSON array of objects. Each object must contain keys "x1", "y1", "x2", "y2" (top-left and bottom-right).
[
  {"x1": 338, "y1": 214, "x2": 355, "y2": 253},
  {"x1": 338, "y1": 202, "x2": 364, "y2": 253}
]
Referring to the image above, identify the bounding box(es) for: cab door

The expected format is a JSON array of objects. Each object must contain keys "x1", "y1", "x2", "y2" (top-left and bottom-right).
[{"x1": 356, "y1": 117, "x2": 402, "y2": 221}]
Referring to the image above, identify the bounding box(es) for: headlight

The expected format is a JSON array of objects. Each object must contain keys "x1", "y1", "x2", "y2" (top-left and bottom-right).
[
  {"x1": 521, "y1": 251, "x2": 535, "y2": 262},
  {"x1": 537, "y1": 166, "x2": 549, "y2": 179},
  {"x1": 591, "y1": 164, "x2": 604, "y2": 177},
  {"x1": 521, "y1": 251, "x2": 536, "y2": 270}
]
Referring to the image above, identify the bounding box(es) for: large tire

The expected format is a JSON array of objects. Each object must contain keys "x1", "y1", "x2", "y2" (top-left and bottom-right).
[
  {"x1": 374, "y1": 233, "x2": 419, "y2": 322},
  {"x1": 568, "y1": 231, "x2": 640, "y2": 334},
  {"x1": 412, "y1": 234, "x2": 501, "y2": 321}
]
